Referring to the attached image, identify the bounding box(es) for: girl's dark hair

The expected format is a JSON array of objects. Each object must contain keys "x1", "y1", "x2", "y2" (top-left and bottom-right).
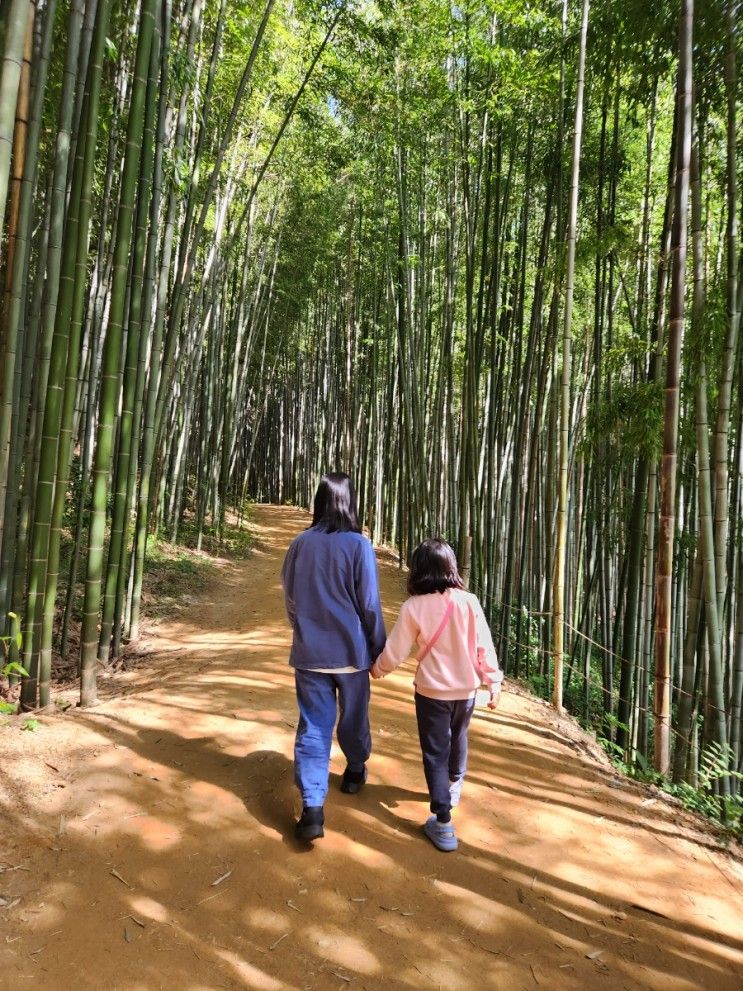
[
  {"x1": 407, "y1": 538, "x2": 465, "y2": 595},
  {"x1": 311, "y1": 472, "x2": 361, "y2": 533}
]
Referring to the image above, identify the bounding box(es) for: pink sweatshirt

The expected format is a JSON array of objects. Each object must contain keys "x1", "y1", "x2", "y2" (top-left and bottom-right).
[{"x1": 372, "y1": 588, "x2": 503, "y2": 700}]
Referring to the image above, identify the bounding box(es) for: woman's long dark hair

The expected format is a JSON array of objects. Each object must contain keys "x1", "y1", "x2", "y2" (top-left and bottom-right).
[
  {"x1": 311, "y1": 472, "x2": 361, "y2": 533},
  {"x1": 407, "y1": 538, "x2": 465, "y2": 595}
]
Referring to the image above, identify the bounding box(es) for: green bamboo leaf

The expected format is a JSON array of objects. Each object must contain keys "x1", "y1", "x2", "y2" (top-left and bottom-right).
[{"x1": 3, "y1": 661, "x2": 29, "y2": 677}]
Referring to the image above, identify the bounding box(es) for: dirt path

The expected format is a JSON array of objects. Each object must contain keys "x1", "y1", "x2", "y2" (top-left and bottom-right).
[{"x1": 2, "y1": 504, "x2": 742, "y2": 991}]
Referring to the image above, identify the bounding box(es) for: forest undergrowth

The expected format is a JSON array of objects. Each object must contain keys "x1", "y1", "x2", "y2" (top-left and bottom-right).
[{"x1": 1, "y1": 505, "x2": 254, "y2": 711}]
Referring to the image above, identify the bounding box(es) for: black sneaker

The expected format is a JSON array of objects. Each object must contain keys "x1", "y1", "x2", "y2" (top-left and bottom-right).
[
  {"x1": 340, "y1": 766, "x2": 367, "y2": 794},
  {"x1": 295, "y1": 806, "x2": 324, "y2": 841}
]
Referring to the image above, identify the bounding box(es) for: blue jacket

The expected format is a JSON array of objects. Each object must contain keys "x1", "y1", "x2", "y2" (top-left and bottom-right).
[{"x1": 281, "y1": 526, "x2": 386, "y2": 671}]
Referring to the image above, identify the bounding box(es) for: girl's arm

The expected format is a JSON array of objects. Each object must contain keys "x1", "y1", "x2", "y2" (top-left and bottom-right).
[
  {"x1": 473, "y1": 599, "x2": 504, "y2": 700},
  {"x1": 372, "y1": 602, "x2": 418, "y2": 678}
]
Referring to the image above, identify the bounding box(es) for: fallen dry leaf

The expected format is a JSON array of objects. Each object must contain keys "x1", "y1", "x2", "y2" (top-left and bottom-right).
[{"x1": 110, "y1": 869, "x2": 132, "y2": 888}]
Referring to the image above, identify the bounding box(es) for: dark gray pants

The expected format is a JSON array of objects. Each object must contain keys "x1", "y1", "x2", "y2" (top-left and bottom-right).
[{"x1": 415, "y1": 693, "x2": 476, "y2": 820}]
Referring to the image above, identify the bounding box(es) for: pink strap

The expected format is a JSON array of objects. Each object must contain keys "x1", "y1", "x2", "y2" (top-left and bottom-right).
[{"x1": 416, "y1": 598, "x2": 454, "y2": 663}]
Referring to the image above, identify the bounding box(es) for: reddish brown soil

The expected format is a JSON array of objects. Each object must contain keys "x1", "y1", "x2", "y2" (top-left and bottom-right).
[{"x1": 1, "y1": 504, "x2": 742, "y2": 991}]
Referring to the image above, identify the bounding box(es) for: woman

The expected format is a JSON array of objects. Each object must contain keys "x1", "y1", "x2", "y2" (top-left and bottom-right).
[{"x1": 281, "y1": 472, "x2": 386, "y2": 841}]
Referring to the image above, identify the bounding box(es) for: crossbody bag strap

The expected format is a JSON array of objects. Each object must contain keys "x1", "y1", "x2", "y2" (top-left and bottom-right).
[{"x1": 416, "y1": 597, "x2": 455, "y2": 664}]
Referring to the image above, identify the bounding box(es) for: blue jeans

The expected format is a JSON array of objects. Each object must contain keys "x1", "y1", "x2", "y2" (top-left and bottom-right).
[
  {"x1": 294, "y1": 669, "x2": 371, "y2": 807},
  {"x1": 415, "y1": 693, "x2": 476, "y2": 818}
]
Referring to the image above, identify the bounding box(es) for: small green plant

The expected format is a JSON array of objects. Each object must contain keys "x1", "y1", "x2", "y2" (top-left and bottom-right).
[
  {"x1": 597, "y1": 720, "x2": 641, "y2": 777},
  {"x1": 21, "y1": 718, "x2": 40, "y2": 732},
  {"x1": 0, "y1": 666, "x2": 25, "y2": 714},
  {"x1": 599, "y1": 734, "x2": 743, "y2": 841},
  {"x1": 1, "y1": 613, "x2": 26, "y2": 715},
  {"x1": 1, "y1": 613, "x2": 23, "y2": 658},
  {"x1": 696, "y1": 742, "x2": 743, "y2": 791}
]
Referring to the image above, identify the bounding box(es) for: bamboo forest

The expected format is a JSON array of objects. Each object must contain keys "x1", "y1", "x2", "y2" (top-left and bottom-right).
[
  {"x1": 3, "y1": 1, "x2": 743, "y2": 987},
  {"x1": 2, "y1": 0, "x2": 743, "y2": 859}
]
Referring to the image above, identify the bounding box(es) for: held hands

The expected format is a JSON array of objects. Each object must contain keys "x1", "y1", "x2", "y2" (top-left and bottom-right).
[{"x1": 370, "y1": 663, "x2": 383, "y2": 680}]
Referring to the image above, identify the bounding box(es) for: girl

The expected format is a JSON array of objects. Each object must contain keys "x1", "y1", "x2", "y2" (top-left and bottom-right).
[
  {"x1": 371, "y1": 538, "x2": 502, "y2": 852},
  {"x1": 281, "y1": 472, "x2": 386, "y2": 841}
]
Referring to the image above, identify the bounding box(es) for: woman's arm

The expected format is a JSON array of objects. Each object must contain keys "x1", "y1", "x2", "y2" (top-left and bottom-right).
[
  {"x1": 280, "y1": 541, "x2": 297, "y2": 626},
  {"x1": 354, "y1": 539, "x2": 386, "y2": 659}
]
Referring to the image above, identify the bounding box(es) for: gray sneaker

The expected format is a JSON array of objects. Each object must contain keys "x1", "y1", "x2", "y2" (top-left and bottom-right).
[
  {"x1": 424, "y1": 815, "x2": 458, "y2": 852},
  {"x1": 449, "y1": 777, "x2": 463, "y2": 808}
]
